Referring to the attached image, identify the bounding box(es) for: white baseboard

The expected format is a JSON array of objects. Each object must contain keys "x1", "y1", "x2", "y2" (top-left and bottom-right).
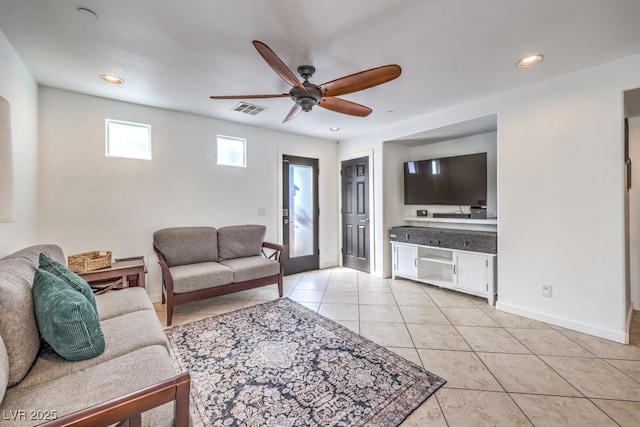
[
  {"x1": 496, "y1": 301, "x2": 629, "y2": 344},
  {"x1": 319, "y1": 261, "x2": 339, "y2": 270},
  {"x1": 149, "y1": 290, "x2": 163, "y2": 304}
]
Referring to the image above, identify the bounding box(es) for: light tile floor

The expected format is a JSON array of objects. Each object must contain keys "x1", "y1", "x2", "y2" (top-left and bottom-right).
[{"x1": 153, "y1": 267, "x2": 640, "y2": 426}]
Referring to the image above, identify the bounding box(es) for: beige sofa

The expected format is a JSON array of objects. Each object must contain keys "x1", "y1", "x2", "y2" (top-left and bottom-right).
[
  {"x1": 153, "y1": 225, "x2": 285, "y2": 326},
  {"x1": 0, "y1": 244, "x2": 189, "y2": 426}
]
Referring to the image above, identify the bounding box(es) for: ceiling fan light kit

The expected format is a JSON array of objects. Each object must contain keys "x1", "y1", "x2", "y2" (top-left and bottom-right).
[{"x1": 210, "y1": 40, "x2": 401, "y2": 123}]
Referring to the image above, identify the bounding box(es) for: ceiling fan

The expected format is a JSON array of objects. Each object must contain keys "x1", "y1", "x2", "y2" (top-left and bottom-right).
[{"x1": 210, "y1": 40, "x2": 402, "y2": 123}]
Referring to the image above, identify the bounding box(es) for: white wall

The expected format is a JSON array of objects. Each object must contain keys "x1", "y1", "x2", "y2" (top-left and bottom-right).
[
  {"x1": 340, "y1": 53, "x2": 640, "y2": 343},
  {"x1": 0, "y1": 30, "x2": 39, "y2": 256},
  {"x1": 38, "y1": 87, "x2": 339, "y2": 301}
]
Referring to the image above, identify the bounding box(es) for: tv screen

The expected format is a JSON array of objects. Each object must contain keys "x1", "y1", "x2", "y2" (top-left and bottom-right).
[{"x1": 404, "y1": 153, "x2": 487, "y2": 205}]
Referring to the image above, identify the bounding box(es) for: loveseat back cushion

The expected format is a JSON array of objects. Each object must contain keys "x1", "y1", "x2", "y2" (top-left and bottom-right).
[
  {"x1": 154, "y1": 226, "x2": 218, "y2": 267},
  {"x1": 218, "y1": 225, "x2": 266, "y2": 261},
  {"x1": 0, "y1": 334, "x2": 8, "y2": 404},
  {"x1": 32, "y1": 269, "x2": 105, "y2": 361},
  {"x1": 0, "y1": 260, "x2": 41, "y2": 386}
]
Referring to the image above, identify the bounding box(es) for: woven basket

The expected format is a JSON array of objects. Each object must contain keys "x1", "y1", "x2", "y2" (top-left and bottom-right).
[{"x1": 68, "y1": 251, "x2": 112, "y2": 273}]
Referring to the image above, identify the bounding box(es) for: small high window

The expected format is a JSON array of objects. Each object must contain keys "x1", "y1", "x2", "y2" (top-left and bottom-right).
[
  {"x1": 105, "y1": 119, "x2": 152, "y2": 160},
  {"x1": 217, "y1": 135, "x2": 246, "y2": 167}
]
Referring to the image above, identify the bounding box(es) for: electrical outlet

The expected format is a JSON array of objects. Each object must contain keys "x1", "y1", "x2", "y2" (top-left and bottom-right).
[
  {"x1": 258, "y1": 208, "x2": 266, "y2": 216},
  {"x1": 541, "y1": 284, "x2": 552, "y2": 298}
]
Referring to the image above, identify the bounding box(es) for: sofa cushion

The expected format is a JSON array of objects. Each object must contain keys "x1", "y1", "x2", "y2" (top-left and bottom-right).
[
  {"x1": 0, "y1": 261, "x2": 41, "y2": 386},
  {"x1": 154, "y1": 226, "x2": 218, "y2": 267},
  {"x1": 1, "y1": 345, "x2": 176, "y2": 427},
  {"x1": 0, "y1": 335, "x2": 8, "y2": 404},
  {"x1": 95, "y1": 287, "x2": 154, "y2": 321},
  {"x1": 169, "y1": 262, "x2": 233, "y2": 294},
  {"x1": 220, "y1": 256, "x2": 280, "y2": 283},
  {"x1": 19, "y1": 308, "x2": 169, "y2": 388},
  {"x1": 32, "y1": 269, "x2": 105, "y2": 361},
  {"x1": 218, "y1": 224, "x2": 266, "y2": 261},
  {"x1": 38, "y1": 252, "x2": 97, "y2": 311}
]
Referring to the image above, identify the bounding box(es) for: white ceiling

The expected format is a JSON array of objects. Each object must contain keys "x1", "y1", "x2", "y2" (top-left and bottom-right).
[{"x1": 2, "y1": 0, "x2": 640, "y2": 141}]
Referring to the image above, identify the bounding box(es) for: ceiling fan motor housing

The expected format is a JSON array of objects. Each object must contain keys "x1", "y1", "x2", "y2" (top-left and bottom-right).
[{"x1": 291, "y1": 83, "x2": 322, "y2": 112}]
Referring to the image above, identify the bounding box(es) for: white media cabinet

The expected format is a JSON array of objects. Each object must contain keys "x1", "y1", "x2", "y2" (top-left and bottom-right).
[{"x1": 391, "y1": 241, "x2": 497, "y2": 304}]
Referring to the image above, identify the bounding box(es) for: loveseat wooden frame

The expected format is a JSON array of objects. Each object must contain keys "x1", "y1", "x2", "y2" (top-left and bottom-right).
[
  {"x1": 154, "y1": 242, "x2": 285, "y2": 326},
  {"x1": 40, "y1": 372, "x2": 191, "y2": 427}
]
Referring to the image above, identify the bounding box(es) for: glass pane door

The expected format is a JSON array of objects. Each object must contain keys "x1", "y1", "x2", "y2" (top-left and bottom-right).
[
  {"x1": 289, "y1": 164, "x2": 314, "y2": 258},
  {"x1": 283, "y1": 155, "x2": 319, "y2": 275}
]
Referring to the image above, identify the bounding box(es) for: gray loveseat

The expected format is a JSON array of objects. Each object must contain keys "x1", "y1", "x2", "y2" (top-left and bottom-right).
[
  {"x1": 0, "y1": 244, "x2": 189, "y2": 426},
  {"x1": 153, "y1": 225, "x2": 285, "y2": 326}
]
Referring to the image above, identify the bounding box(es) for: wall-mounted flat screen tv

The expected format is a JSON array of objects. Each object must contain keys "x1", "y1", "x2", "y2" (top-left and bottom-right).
[{"x1": 404, "y1": 152, "x2": 487, "y2": 205}]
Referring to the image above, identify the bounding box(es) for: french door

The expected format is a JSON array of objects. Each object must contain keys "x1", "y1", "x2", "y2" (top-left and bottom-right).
[{"x1": 282, "y1": 155, "x2": 319, "y2": 275}]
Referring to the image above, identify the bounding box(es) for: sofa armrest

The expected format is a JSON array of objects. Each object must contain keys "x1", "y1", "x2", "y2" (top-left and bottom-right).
[
  {"x1": 262, "y1": 242, "x2": 286, "y2": 265},
  {"x1": 38, "y1": 372, "x2": 190, "y2": 427},
  {"x1": 262, "y1": 242, "x2": 285, "y2": 283},
  {"x1": 153, "y1": 244, "x2": 175, "y2": 299}
]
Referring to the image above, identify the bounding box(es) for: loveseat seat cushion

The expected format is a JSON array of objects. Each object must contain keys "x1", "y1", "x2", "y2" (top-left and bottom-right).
[
  {"x1": 0, "y1": 245, "x2": 65, "y2": 386},
  {"x1": 19, "y1": 309, "x2": 169, "y2": 388},
  {"x1": 169, "y1": 262, "x2": 233, "y2": 294},
  {"x1": 218, "y1": 224, "x2": 266, "y2": 261},
  {"x1": 96, "y1": 287, "x2": 155, "y2": 321},
  {"x1": 220, "y1": 256, "x2": 280, "y2": 283},
  {"x1": 154, "y1": 226, "x2": 218, "y2": 267},
  {"x1": 1, "y1": 344, "x2": 176, "y2": 427}
]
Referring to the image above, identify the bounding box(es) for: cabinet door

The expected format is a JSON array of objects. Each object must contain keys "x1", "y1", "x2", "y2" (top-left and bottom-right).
[
  {"x1": 454, "y1": 252, "x2": 488, "y2": 295},
  {"x1": 393, "y1": 244, "x2": 417, "y2": 279}
]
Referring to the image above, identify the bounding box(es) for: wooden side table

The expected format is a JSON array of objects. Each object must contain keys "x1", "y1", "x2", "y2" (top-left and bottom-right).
[{"x1": 77, "y1": 259, "x2": 147, "y2": 294}]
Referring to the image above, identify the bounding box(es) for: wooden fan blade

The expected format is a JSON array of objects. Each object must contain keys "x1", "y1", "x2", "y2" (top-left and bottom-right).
[
  {"x1": 210, "y1": 94, "x2": 289, "y2": 100},
  {"x1": 253, "y1": 40, "x2": 307, "y2": 91},
  {"x1": 319, "y1": 64, "x2": 401, "y2": 97},
  {"x1": 283, "y1": 104, "x2": 302, "y2": 123},
  {"x1": 318, "y1": 97, "x2": 372, "y2": 117}
]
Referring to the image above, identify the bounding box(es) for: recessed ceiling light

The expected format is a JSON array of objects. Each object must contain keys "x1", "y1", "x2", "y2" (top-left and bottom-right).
[
  {"x1": 517, "y1": 54, "x2": 544, "y2": 68},
  {"x1": 100, "y1": 75, "x2": 124, "y2": 85},
  {"x1": 330, "y1": 127, "x2": 340, "y2": 132}
]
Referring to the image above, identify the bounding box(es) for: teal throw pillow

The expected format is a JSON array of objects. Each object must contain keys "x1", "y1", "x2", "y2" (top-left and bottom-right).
[
  {"x1": 39, "y1": 252, "x2": 97, "y2": 312},
  {"x1": 32, "y1": 269, "x2": 105, "y2": 361}
]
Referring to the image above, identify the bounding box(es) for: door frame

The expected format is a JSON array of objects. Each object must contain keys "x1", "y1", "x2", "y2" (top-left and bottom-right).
[{"x1": 338, "y1": 150, "x2": 376, "y2": 274}]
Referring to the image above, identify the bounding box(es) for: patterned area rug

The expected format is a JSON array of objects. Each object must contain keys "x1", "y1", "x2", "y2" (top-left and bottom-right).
[{"x1": 165, "y1": 298, "x2": 445, "y2": 426}]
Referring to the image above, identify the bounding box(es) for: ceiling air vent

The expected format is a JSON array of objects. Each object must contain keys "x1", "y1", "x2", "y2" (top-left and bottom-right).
[{"x1": 232, "y1": 102, "x2": 266, "y2": 115}]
